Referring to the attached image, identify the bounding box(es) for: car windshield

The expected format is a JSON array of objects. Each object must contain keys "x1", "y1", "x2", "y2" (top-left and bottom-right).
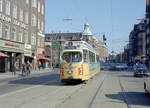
[{"x1": 62, "y1": 52, "x2": 82, "y2": 63}]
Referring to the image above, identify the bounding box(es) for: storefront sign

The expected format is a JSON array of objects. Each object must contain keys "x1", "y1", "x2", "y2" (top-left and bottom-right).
[
  {"x1": 13, "y1": 20, "x2": 28, "y2": 29},
  {"x1": 0, "y1": 40, "x2": 24, "y2": 51},
  {"x1": 24, "y1": 50, "x2": 32, "y2": 57},
  {"x1": 0, "y1": 13, "x2": 28, "y2": 29},
  {"x1": 25, "y1": 44, "x2": 31, "y2": 50}
]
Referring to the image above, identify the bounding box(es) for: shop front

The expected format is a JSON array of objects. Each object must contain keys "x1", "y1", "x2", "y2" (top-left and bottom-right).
[{"x1": 0, "y1": 40, "x2": 24, "y2": 72}]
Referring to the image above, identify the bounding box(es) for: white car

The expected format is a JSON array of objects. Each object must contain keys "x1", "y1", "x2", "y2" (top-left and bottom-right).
[{"x1": 144, "y1": 78, "x2": 150, "y2": 94}]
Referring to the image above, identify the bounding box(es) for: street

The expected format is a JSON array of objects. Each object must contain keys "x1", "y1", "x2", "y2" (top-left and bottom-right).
[{"x1": 0, "y1": 70, "x2": 150, "y2": 108}]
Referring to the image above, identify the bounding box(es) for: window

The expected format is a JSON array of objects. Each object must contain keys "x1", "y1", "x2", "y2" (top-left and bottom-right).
[
  {"x1": 25, "y1": 12, "x2": 28, "y2": 24},
  {"x1": 26, "y1": 0, "x2": 29, "y2": 4},
  {"x1": 83, "y1": 50, "x2": 88, "y2": 62},
  {"x1": 6, "y1": 0, "x2": 10, "y2": 15},
  {"x1": 147, "y1": 28, "x2": 150, "y2": 34},
  {"x1": 89, "y1": 51, "x2": 95, "y2": 63},
  {"x1": 147, "y1": 38, "x2": 150, "y2": 44},
  {"x1": 38, "y1": 37, "x2": 40, "y2": 46},
  {"x1": 38, "y1": 2, "x2": 40, "y2": 12},
  {"x1": 18, "y1": 30, "x2": 23, "y2": 42},
  {"x1": 96, "y1": 55, "x2": 100, "y2": 62},
  {"x1": 147, "y1": 48, "x2": 150, "y2": 55},
  {"x1": 38, "y1": 19, "x2": 40, "y2": 30},
  {"x1": 62, "y1": 52, "x2": 82, "y2": 63},
  {"x1": 31, "y1": 33, "x2": 36, "y2": 45},
  {"x1": 138, "y1": 33, "x2": 142, "y2": 39},
  {"x1": 41, "y1": 21, "x2": 44, "y2": 31},
  {"x1": 13, "y1": 5, "x2": 17, "y2": 19},
  {"x1": 12, "y1": 27, "x2": 16, "y2": 41},
  {"x1": 32, "y1": 0, "x2": 37, "y2": 8},
  {"x1": 5, "y1": 24, "x2": 10, "y2": 40},
  {"x1": 41, "y1": 4, "x2": 44, "y2": 15},
  {"x1": 19, "y1": 8, "x2": 23, "y2": 21},
  {"x1": 0, "y1": 0, "x2": 2, "y2": 12},
  {"x1": 147, "y1": 18, "x2": 149, "y2": 24},
  {"x1": 24, "y1": 31, "x2": 28, "y2": 43},
  {"x1": 31, "y1": 14, "x2": 36, "y2": 26}
]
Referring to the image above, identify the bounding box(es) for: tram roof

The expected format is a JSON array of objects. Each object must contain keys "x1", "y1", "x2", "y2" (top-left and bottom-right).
[{"x1": 63, "y1": 41, "x2": 99, "y2": 55}]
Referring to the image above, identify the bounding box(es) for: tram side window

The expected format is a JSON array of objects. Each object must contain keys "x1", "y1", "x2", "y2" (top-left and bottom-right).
[
  {"x1": 93, "y1": 53, "x2": 95, "y2": 63},
  {"x1": 83, "y1": 50, "x2": 88, "y2": 62},
  {"x1": 96, "y1": 55, "x2": 100, "y2": 63},
  {"x1": 89, "y1": 51, "x2": 95, "y2": 63}
]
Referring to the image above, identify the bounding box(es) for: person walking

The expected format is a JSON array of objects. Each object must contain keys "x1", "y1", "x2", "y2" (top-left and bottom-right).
[{"x1": 26, "y1": 62, "x2": 31, "y2": 76}]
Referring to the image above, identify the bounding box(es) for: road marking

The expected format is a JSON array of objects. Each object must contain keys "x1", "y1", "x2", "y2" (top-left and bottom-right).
[
  {"x1": 88, "y1": 74, "x2": 107, "y2": 108},
  {"x1": 119, "y1": 78, "x2": 131, "y2": 108}
]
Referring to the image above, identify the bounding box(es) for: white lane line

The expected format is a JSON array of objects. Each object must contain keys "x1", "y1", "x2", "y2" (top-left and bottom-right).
[{"x1": 0, "y1": 80, "x2": 57, "y2": 98}]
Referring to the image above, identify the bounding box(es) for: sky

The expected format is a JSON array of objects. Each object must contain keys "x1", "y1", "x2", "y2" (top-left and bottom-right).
[{"x1": 45, "y1": 0, "x2": 146, "y2": 54}]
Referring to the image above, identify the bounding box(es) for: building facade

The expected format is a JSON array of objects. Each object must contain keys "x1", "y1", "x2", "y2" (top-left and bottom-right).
[
  {"x1": 45, "y1": 22, "x2": 108, "y2": 65},
  {"x1": 128, "y1": 19, "x2": 146, "y2": 65},
  {"x1": 0, "y1": 0, "x2": 45, "y2": 72}
]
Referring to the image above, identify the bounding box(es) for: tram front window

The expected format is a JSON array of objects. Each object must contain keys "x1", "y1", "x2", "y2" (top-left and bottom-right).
[{"x1": 62, "y1": 52, "x2": 82, "y2": 63}]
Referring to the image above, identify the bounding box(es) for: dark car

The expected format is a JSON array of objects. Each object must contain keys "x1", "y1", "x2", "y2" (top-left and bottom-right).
[{"x1": 134, "y1": 64, "x2": 149, "y2": 77}]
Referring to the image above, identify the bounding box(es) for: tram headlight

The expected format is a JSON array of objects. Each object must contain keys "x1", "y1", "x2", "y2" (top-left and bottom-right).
[{"x1": 61, "y1": 68, "x2": 64, "y2": 76}]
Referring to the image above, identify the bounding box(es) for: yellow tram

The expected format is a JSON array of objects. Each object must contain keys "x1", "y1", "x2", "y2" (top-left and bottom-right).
[{"x1": 60, "y1": 41, "x2": 100, "y2": 83}]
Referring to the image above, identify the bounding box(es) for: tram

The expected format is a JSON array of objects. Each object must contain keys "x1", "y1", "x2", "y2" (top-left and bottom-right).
[{"x1": 60, "y1": 41, "x2": 100, "y2": 83}]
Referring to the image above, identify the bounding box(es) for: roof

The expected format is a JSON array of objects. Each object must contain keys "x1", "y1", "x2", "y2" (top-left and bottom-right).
[{"x1": 82, "y1": 22, "x2": 92, "y2": 36}]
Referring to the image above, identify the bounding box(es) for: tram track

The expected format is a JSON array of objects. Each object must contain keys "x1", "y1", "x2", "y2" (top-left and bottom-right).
[
  {"x1": 119, "y1": 77, "x2": 131, "y2": 108},
  {"x1": 88, "y1": 75, "x2": 106, "y2": 108}
]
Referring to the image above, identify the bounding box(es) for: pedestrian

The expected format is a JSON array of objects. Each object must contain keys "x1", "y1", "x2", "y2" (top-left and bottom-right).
[
  {"x1": 13, "y1": 61, "x2": 17, "y2": 75},
  {"x1": 26, "y1": 62, "x2": 31, "y2": 76},
  {"x1": 38, "y1": 61, "x2": 41, "y2": 70}
]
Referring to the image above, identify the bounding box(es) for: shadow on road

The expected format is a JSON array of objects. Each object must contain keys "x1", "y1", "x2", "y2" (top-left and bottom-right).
[
  {"x1": 119, "y1": 74, "x2": 133, "y2": 78},
  {"x1": 8, "y1": 73, "x2": 61, "y2": 86},
  {"x1": 105, "y1": 92, "x2": 150, "y2": 106},
  {"x1": 8, "y1": 73, "x2": 83, "y2": 86}
]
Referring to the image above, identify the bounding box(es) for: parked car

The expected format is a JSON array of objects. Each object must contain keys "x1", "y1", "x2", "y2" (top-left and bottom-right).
[
  {"x1": 134, "y1": 64, "x2": 149, "y2": 77},
  {"x1": 144, "y1": 78, "x2": 150, "y2": 94}
]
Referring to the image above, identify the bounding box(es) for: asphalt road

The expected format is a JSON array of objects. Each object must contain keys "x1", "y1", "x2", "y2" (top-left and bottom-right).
[{"x1": 0, "y1": 70, "x2": 150, "y2": 108}]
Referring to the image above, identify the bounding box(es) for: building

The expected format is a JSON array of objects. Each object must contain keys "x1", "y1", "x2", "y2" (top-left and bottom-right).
[
  {"x1": 146, "y1": 0, "x2": 150, "y2": 68},
  {"x1": 45, "y1": 32, "x2": 82, "y2": 66},
  {"x1": 128, "y1": 19, "x2": 146, "y2": 64},
  {"x1": 45, "y1": 22, "x2": 108, "y2": 65},
  {"x1": 0, "y1": 0, "x2": 45, "y2": 72}
]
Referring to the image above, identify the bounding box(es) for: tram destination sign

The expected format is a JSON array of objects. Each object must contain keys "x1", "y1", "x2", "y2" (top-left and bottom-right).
[{"x1": 65, "y1": 46, "x2": 77, "y2": 49}]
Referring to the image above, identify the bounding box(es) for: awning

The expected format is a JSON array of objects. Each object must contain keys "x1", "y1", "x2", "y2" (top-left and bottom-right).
[
  {"x1": 38, "y1": 57, "x2": 50, "y2": 62},
  {"x1": 0, "y1": 52, "x2": 8, "y2": 60}
]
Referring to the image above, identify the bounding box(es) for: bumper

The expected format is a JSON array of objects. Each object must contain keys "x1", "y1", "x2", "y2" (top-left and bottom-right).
[{"x1": 135, "y1": 73, "x2": 150, "y2": 76}]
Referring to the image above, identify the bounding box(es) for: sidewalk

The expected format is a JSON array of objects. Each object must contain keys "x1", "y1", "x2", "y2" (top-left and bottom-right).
[{"x1": 0, "y1": 68, "x2": 55, "y2": 80}]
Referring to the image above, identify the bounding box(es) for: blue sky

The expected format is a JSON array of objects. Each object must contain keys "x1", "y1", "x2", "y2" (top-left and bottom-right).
[{"x1": 45, "y1": 0, "x2": 146, "y2": 54}]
